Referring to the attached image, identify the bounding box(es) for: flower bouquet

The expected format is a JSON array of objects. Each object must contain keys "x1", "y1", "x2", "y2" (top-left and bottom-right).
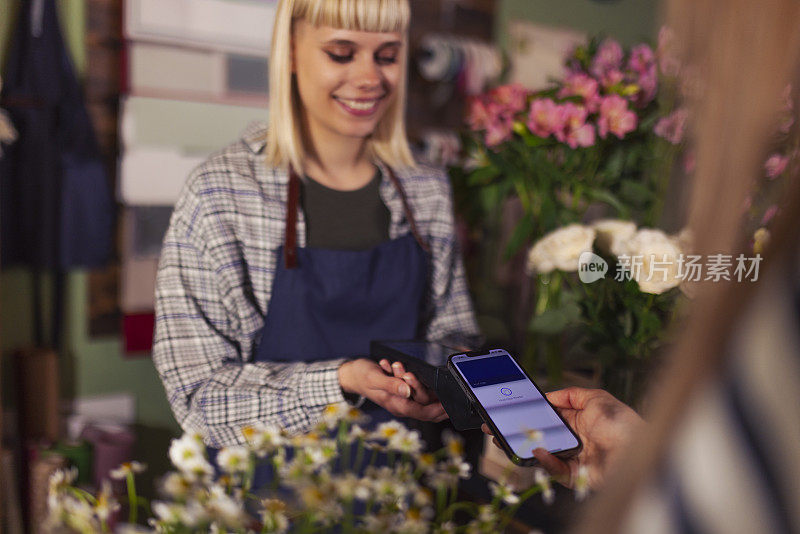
[
  {"x1": 525, "y1": 220, "x2": 689, "y2": 404},
  {"x1": 449, "y1": 33, "x2": 685, "y2": 369},
  {"x1": 45, "y1": 405, "x2": 589, "y2": 533},
  {"x1": 452, "y1": 33, "x2": 681, "y2": 259}
]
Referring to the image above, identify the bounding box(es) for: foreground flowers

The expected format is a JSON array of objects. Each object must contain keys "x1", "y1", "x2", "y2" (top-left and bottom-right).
[{"x1": 46, "y1": 404, "x2": 583, "y2": 533}]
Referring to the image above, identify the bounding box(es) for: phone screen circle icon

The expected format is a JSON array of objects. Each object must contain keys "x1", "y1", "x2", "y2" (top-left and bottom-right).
[{"x1": 500, "y1": 387, "x2": 512, "y2": 396}]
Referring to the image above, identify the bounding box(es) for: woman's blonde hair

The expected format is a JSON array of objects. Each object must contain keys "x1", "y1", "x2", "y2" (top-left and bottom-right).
[
  {"x1": 266, "y1": 0, "x2": 414, "y2": 172},
  {"x1": 575, "y1": 0, "x2": 800, "y2": 531}
]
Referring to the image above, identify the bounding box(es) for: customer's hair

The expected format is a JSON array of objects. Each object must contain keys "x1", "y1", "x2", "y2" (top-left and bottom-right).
[
  {"x1": 266, "y1": 0, "x2": 414, "y2": 172},
  {"x1": 575, "y1": 0, "x2": 800, "y2": 531}
]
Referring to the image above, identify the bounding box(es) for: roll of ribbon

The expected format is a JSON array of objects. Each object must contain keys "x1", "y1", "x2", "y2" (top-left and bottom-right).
[{"x1": 417, "y1": 35, "x2": 453, "y2": 82}]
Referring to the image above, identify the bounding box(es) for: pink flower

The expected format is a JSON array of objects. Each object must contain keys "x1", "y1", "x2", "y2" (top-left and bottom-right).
[
  {"x1": 654, "y1": 108, "x2": 689, "y2": 144},
  {"x1": 600, "y1": 69, "x2": 625, "y2": 89},
  {"x1": 628, "y1": 44, "x2": 656, "y2": 75},
  {"x1": 597, "y1": 95, "x2": 637, "y2": 139},
  {"x1": 558, "y1": 73, "x2": 601, "y2": 112},
  {"x1": 484, "y1": 113, "x2": 514, "y2": 148},
  {"x1": 591, "y1": 38, "x2": 624, "y2": 78},
  {"x1": 761, "y1": 205, "x2": 779, "y2": 226},
  {"x1": 555, "y1": 103, "x2": 595, "y2": 148},
  {"x1": 764, "y1": 154, "x2": 789, "y2": 179},
  {"x1": 467, "y1": 97, "x2": 492, "y2": 131},
  {"x1": 527, "y1": 98, "x2": 566, "y2": 138},
  {"x1": 491, "y1": 84, "x2": 529, "y2": 115},
  {"x1": 633, "y1": 66, "x2": 658, "y2": 107}
]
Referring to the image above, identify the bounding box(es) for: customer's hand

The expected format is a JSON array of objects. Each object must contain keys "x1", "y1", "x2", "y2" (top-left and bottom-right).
[
  {"x1": 482, "y1": 387, "x2": 643, "y2": 489},
  {"x1": 338, "y1": 359, "x2": 447, "y2": 422}
]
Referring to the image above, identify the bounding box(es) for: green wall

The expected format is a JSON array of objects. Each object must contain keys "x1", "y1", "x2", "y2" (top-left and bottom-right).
[{"x1": 497, "y1": 0, "x2": 662, "y2": 47}]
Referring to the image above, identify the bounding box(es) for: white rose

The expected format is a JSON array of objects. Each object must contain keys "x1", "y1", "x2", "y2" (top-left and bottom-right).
[
  {"x1": 527, "y1": 224, "x2": 596, "y2": 274},
  {"x1": 591, "y1": 219, "x2": 637, "y2": 256},
  {"x1": 621, "y1": 229, "x2": 683, "y2": 294}
]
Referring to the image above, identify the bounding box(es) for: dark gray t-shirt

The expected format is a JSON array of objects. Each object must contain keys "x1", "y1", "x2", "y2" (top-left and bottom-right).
[{"x1": 300, "y1": 169, "x2": 390, "y2": 250}]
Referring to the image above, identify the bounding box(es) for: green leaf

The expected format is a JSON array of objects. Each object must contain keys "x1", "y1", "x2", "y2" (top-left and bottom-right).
[
  {"x1": 619, "y1": 180, "x2": 654, "y2": 206},
  {"x1": 521, "y1": 130, "x2": 551, "y2": 147},
  {"x1": 584, "y1": 188, "x2": 630, "y2": 218},
  {"x1": 605, "y1": 148, "x2": 626, "y2": 180},
  {"x1": 466, "y1": 165, "x2": 500, "y2": 186},
  {"x1": 529, "y1": 309, "x2": 567, "y2": 335},
  {"x1": 529, "y1": 300, "x2": 582, "y2": 335},
  {"x1": 503, "y1": 216, "x2": 536, "y2": 259}
]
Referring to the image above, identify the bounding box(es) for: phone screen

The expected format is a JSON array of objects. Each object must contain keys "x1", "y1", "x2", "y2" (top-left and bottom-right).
[{"x1": 450, "y1": 350, "x2": 579, "y2": 459}]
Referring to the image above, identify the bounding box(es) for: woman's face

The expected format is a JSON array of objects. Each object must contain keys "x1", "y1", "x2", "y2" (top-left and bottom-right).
[{"x1": 292, "y1": 20, "x2": 404, "y2": 146}]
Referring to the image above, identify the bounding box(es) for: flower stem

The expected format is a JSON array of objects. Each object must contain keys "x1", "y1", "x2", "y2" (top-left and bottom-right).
[{"x1": 126, "y1": 472, "x2": 138, "y2": 525}]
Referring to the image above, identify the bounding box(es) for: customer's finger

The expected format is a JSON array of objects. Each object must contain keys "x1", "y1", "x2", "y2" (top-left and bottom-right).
[{"x1": 533, "y1": 448, "x2": 571, "y2": 485}]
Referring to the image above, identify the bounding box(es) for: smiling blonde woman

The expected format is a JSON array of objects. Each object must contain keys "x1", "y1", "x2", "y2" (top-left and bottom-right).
[{"x1": 152, "y1": 0, "x2": 482, "y2": 487}]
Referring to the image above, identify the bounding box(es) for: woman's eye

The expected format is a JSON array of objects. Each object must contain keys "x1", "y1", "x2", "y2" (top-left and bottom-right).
[
  {"x1": 376, "y1": 55, "x2": 398, "y2": 65},
  {"x1": 326, "y1": 51, "x2": 353, "y2": 63}
]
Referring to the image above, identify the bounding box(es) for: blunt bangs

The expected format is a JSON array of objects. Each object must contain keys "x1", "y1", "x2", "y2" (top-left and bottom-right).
[{"x1": 292, "y1": 0, "x2": 410, "y2": 33}]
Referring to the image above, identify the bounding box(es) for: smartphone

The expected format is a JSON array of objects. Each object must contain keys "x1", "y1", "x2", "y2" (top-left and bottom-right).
[{"x1": 448, "y1": 349, "x2": 582, "y2": 466}]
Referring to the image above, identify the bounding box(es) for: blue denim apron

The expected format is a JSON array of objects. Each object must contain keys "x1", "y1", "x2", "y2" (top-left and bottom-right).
[{"x1": 222, "y1": 165, "x2": 429, "y2": 488}]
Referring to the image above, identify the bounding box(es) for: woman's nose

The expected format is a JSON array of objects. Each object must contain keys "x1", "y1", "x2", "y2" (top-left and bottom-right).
[{"x1": 353, "y1": 58, "x2": 383, "y2": 90}]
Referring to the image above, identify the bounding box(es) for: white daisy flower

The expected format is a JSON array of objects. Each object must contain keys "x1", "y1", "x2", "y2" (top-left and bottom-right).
[
  {"x1": 216, "y1": 446, "x2": 250, "y2": 474},
  {"x1": 348, "y1": 424, "x2": 368, "y2": 442},
  {"x1": 374, "y1": 420, "x2": 407, "y2": 441},
  {"x1": 442, "y1": 430, "x2": 465, "y2": 459},
  {"x1": 48, "y1": 467, "x2": 78, "y2": 495},
  {"x1": 574, "y1": 464, "x2": 590, "y2": 501},
  {"x1": 242, "y1": 423, "x2": 284, "y2": 456},
  {"x1": 321, "y1": 402, "x2": 348, "y2": 428},
  {"x1": 168, "y1": 434, "x2": 206, "y2": 472},
  {"x1": 343, "y1": 406, "x2": 369, "y2": 425},
  {"x1": 389, "y1": 429, "x2": 424, "y2": 454},
  {"x1": 535, "y1": 468, "x2": 554, "y2": 505},
  {"x1": 205, "y1": 485, "x2": 245, "y2": 528},
  {"x1": 94, "y1": 480, "x2": 121, "y2": 522},
  {"x1": 160, "y1": 472, "x2": 192, "y2": 499},
  {"x1": 259, "y1": 498, "x2": 289, "y2": 533},
  {"x1": 110, "y1": 461, "x2": 147, "y2": 480},
  {"x1": 489, "y1": 480, "x2": 520, "y2": 505}
]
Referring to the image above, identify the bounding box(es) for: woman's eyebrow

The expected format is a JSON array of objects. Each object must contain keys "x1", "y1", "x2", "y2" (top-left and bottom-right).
[{"x1": 322, "y1": 39, "x2": 402, "y2": 50}]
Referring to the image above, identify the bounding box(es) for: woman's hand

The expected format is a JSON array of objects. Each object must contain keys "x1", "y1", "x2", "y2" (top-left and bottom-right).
[
  {"x1": 482, "y1": 387, "x2": 643, "y2": 489},
  {"x1": 338, "y1": 358, "x2": 448, "y2": 422}
]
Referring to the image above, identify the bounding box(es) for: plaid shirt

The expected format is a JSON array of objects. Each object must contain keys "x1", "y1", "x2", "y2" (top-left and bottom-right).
[{"x1": 153, "y1": 122, "x2": 481, "y2": 447}]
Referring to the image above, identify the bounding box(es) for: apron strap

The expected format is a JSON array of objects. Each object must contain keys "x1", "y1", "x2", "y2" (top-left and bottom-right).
[
  {"x1": 284, "y1": 164, "x2": 430, "y2": 269},
  {"x1": 285, "y1": 166, "x2": 301, "y2": 269},
  {"x1": 384, "y1": 166, "x2": 431, "y2": 254}
]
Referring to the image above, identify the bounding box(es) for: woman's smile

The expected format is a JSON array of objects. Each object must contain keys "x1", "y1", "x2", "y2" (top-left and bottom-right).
[{"x1": 333, "y1": 95, "x2": 386, "y2": 115}]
